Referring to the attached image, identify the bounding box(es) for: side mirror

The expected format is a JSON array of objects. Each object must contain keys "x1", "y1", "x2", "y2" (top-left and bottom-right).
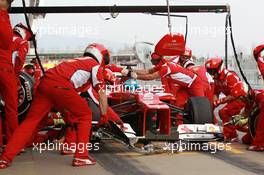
[{"x1": 134, "y1": 42, "x2": 154, "y2": 63}]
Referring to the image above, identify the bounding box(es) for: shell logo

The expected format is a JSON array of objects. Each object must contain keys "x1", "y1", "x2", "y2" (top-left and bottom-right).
[{"x1": 208, "y1": 126, "x2": 216, "y2": 133}]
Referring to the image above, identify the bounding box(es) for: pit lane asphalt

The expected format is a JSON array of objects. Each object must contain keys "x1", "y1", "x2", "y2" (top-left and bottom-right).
[{"x1": 0, "y1": 140, "x2": 263, "y2": 175}]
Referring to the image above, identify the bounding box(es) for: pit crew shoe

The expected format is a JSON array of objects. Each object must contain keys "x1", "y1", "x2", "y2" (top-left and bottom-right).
[
  {"x1": 0, "y1": 160, "x2": 9, "y2": 169},
  {"x1": 224, "y1": 136, "x2": 239, "y2": 143},
  {"x1": 247, "y1": 146, "x2": 264, "y2": 152},
  {"x1": 72, "y1": 156, "x2": 96, "y2": 167}
]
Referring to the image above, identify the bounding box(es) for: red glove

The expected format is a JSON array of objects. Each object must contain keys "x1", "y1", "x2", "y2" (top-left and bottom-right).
[
  {"x1": 213, "y1": 98, "x2": 227, "y2": 108},
  {"x1": 97, "y1": 114, "x2": 109, "y2": 127}
]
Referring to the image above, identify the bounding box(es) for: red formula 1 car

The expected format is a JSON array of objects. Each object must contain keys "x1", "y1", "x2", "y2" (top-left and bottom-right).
[
  {"x1": 86, "y1": 63, "x2": 224, "y2": 153},
  {"x1": 0, "y1": 69, "x2": 224, "y2": 152}
]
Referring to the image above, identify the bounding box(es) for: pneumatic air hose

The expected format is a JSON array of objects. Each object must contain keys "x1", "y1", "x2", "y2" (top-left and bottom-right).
[
  {"x1": 226, "y1": 14, "x2": 252, "y2": 89},
  {"x1": 21, "y1": 0, "x2": 45, "y2": 75}
]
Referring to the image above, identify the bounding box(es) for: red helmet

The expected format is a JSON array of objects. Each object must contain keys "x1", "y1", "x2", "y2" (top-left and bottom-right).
[
  {"x1": 253, "y1": 44, "x2": 264, "y2": 60},
  {"x1": 150, "y1": 52, "x2": 162, "y2": 66},
  {"x1": 205, "y1": 57, "x2": 223, "y2": 76},
  {"x1": 13, "y1": 23, "x2": 32, "y2": 41},
  {"x1": 230, "y1": 82, "x2": 247, "y2": 98},
  {"x1": 155, "y1": 33, "x2": 185, "y2": 56},
  {"x1": 151, "y1": 52, "x2": 162, "y2": 60},
  {"x1": 84, "y1": 43, "x2": 110, "y2": 65}
]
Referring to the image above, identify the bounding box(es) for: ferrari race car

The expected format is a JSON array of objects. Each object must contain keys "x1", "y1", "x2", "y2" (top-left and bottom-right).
[
  {"x1": 88, "y1": 67, "x2": 224, "y2": 150},
  {"x1": 0, "y1": 70, "x2": 227, "y2": 153}
]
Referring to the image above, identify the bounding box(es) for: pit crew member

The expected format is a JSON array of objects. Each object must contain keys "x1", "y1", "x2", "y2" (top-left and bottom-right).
[
  {"x1": 174, "y1": 48, "x2": 214, "y2": 124},
  {"x1": 245, "y1": 89, "x2": 264, "y2": 151},
  {"x1": 205, "y1": 57, "x2": 247, "y2": 142},
  {"x1": 12, "y1": 23, "x2": 32, "y2": 77},
  {"x1": 253, "y1": 44, "x2": 264, "y2": 79},
  {"x1": 0, "y1": 0, "x2": 18, "y2": 145},
  {"x1": 132, "y1": 55, "x2": 205, "y2": 97},
  {"x1": 180, "y1": 48, "x2": 214, "y2": 105},
  {"x1": 62, "y1": 67, "x2": 125, "y2": 155},
  {"x1": 0, "y1": 43, "x2": 110, "y2": 168}
]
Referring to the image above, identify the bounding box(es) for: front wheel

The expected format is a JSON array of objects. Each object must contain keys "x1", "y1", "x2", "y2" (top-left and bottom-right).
[
  {"x1": 18, "y1": 72, "x2": 35, "y2": 122},
  {"x1": 186, "y1": 97, "x2": 214, "y2": 124}
]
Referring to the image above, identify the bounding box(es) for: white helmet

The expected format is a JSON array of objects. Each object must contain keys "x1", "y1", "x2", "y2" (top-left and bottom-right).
[{"x1": 84, "y1": 43, "x2": 110, "y2": 65}]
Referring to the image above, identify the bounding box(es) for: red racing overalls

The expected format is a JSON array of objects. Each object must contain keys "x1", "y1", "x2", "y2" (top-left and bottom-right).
[
  {"x1": 12, "y1": 34, "x2": 29, "y2": 77},
  {"x1": 159, "y1": 62, "x2": 205, "y2": 98},
  {"x1": 64, "y1": 66, "x2": 123, "y2": 147},
  {"x1": 256, "y1": 57, "x2": 264, "y2": 80},
  {"x1": 1, "y1": 57, "x2": 105, "y2": 163},
  {"x1": 242, "y1": 90, "x2": 264, "y2": 147},
  {"x1": 214, "y1": 69, "x2": 246, "y2": 139},
  {"x1": 158, "y1": 62, "x2": 206, "y2": 125},
  {"x1": 0, "y1": 10, "x2": 18, "y2": 145}
]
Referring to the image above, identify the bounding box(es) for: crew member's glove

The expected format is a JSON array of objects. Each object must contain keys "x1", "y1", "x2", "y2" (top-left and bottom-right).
[
  {"x1": 213, "y1": 98, "x2": 228, "y2": 108},
  {"x1": 121, "y1": 68, "x2": 129, "y2": 76},
  {"x1": 235, "y1": 118, "x2": 248, "y2": 127},
  {"x1": 213, "y1": 99, "x2": 221, "y2": 108},
  {"x1": 224, "y1": 114, "x2": 248, "y2": 126},
  {"x1": 131, "y1": 72, "x2": 138, "y2": 79},
  {"x1": 53, "y1": 118, "x2": 66, "y2": 126},
  {"x1": 97, "y1": 114, "x2": 109, "y2": 127}
]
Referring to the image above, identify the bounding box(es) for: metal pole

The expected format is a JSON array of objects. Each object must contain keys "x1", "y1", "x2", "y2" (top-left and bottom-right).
[
  {"x1": 10, "y1": 5, "x2": 230, "y2": 14},
  {"x1": 166, "y1": 0, "x2": 172, "y2": 34}
]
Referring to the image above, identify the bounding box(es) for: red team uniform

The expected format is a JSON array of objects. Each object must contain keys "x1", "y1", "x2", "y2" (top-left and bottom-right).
[
  {"x1": 247, "y1": 90, "x2": 264, "y2": 149},
  {"x1": 206, "y1": 58, "x2": 247, "y2": 141},
  {"x1": 12, "y1": 23, "x2": 31, "y2": 77},
  {"x1": 171, "y1": 48, "x2": 214, "y2": 124},
  {"x1": 0, "y1": 43, "x2": 110, "y2": 168},
  {"x1": 253, "y1": 45, "x2": 264, "y2": 79},
  {"x1": 0, "y1": 9, "x2": 18, "y2": 144},
  {"x1": 63, "y1": 66, "x2": 124, "y2": 154},
  {"x1": 159, "y1": 62, "x2": 205, "y2": 97},
  {"x1": 148, "y1": 52, "x2": 207, "y2": 125}
]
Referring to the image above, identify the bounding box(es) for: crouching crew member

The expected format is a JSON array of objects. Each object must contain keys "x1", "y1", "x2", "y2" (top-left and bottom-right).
[
  {"x1": 62, "y1": 59, "x2": 125, "y2": 155},
  {"x1": 0, "y1": 43, "x2": 110, "y2": 168},
  {"x1": 180, "y1": 48, "x2": 214, "y2": 105},
  {"x1": 205, "y1": 57, "x2": 247, "y2": 142},
  {"x1": 176, "y1": 48, "x2": 215, "y2": 124},
  {"x1": 245, "y1": 89, "x2": 264, "y2": 151}
]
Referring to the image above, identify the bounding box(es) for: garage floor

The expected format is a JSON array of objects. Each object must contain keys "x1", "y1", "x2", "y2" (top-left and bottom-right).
[{"x1": 1, "y1": 140, "x2": 263, "y2": 175}]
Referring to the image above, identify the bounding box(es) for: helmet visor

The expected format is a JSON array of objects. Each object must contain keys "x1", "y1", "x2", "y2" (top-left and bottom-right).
[
  {"x1": 104, "y1": 53, "x2": 110, "y2": 65},
  {"x1": 207, "y1": 68, "x2": 218, "y2": 76}
]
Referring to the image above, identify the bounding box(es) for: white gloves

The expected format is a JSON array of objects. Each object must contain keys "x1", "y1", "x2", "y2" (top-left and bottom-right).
[
  {"x1": 121, "y1": 68, "x2": 129, "y2": 76},
  {"x1": 131, "y1": 72, "x2": 138, "y2": 79}
]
